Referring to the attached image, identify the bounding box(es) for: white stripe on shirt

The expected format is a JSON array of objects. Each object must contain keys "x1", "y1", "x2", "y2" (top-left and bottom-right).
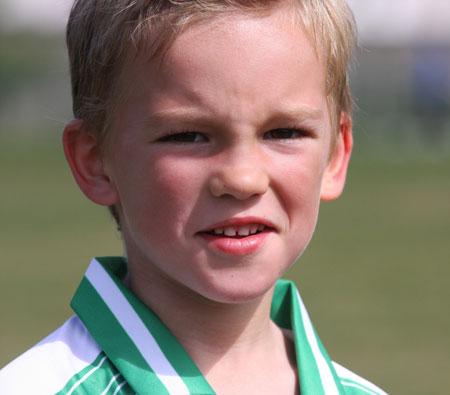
[
  {"x1": 296, "y1": 290, "x2": 340, "y2": 394},
  {"x1": 86, "y1": 259, "x2": 190, "y2": 395}
]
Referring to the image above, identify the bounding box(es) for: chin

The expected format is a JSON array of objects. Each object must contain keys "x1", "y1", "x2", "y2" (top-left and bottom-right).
[{"x1": 196, "y1": 270, "x2": 279, "y2": 305}]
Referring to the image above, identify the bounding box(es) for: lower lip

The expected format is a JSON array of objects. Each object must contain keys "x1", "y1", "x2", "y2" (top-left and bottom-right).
[{"x1": 197, "y1": 231, "x2": 270, "y2": 256}]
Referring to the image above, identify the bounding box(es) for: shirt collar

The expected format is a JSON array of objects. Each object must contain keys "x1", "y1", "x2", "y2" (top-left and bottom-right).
[{"x1": 71, "y1": 257, "x2": 343, "y2": 394}]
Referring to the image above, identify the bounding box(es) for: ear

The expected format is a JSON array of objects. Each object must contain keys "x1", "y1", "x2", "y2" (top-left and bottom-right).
[
  {"x1": 63, "y1": 119, "x2": 119, "y2": 206},
  {"x1": 320, "y1": 112, "x2": 353, "y2": 201}
]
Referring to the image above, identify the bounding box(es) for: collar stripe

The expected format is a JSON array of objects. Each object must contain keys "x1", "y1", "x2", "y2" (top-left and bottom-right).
[
  {"x1": 295, "y1": 290, "x2": 340, "y2": 394},
  {"x1": 99, "y1": 373, "x2": 121, "y2": 395},
  {"x1": 341, "y1": 381, "x2": 381, "y2": 395},
  {"x1": 85, "y1": 259, "x2": 190, "y2": 395},
  {"x1": 113, "y1": 380, "x2": 128, "y2": 395},
  {"x1": 66, "y1": 355, "x2": 108, "y2": 395}
]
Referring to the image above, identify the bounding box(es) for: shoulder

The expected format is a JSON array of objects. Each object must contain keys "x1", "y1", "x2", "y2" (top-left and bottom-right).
[
  {"x1": 333, "y1": 362, "x2": 389, "y2": 395},
  {"x1": 0, "y1": 316, "x2": 103, "y2": 395}
]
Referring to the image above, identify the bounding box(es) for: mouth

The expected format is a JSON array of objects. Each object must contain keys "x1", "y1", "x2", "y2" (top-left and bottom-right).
[
  {"x1": 202, "y1": 223, "x2": 268, "y2": 239},
  {"x1": 198, "y1": 217, "x2": 277, "y2": 239},
  {"x1": 196, "y1": 218, "x2": 275, "y2": 256}
]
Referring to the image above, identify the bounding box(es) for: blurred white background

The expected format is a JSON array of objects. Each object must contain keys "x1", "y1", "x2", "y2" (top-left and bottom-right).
[{"x1": 2, "y1": 0, "x2": 450, "y2": 45}]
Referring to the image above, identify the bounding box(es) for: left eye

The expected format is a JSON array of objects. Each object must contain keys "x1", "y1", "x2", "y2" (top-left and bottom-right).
[
  {"x1": 263, "y1": 129, "x2": 305, "y2": 140},
  {"x1": 159, "y1": 132, "x2": 207, "y2": 143}
]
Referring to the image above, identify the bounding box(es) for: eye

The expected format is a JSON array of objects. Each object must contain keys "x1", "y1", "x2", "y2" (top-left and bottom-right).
[
  {"x1": 263, "y1": 128, "x2": 308, "y2": 140},
  {"x1": 158, "y1": 131, "x2": 207, "y2": 143}
]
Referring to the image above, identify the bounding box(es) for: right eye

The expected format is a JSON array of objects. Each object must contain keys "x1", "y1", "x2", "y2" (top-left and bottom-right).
[
  {"x1": 263, "y1": 128, "x2": 310, "y2": 140},
  {"x1": 158, "y1": 132, "x2": 207, "y2": 143}
]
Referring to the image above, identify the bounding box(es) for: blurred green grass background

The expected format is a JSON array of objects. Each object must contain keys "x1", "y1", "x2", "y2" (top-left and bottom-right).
[{"x1": 1, "y1": 132, "x2": 449, "y2": 394}]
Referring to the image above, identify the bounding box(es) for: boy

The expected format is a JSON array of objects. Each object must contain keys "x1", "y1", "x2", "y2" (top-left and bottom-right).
[{"x1": 0, "y1": 0, "x2": 387, "y2": 394}]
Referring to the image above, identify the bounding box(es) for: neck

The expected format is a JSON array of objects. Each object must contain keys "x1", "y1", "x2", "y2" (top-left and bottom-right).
[{"x1": 126, "y1": 262, "x2": 278, "y2": 373}]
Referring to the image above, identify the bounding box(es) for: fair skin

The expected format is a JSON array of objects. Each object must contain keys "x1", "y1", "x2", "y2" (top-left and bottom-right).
[{"x1": 64, "y1": 5, "x2": 352, "y2": 394}]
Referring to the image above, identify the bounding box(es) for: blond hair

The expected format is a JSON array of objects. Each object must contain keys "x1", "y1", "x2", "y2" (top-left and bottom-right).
[{"x1": 67, "y1": 0, "x2": 356, "y2": 144}]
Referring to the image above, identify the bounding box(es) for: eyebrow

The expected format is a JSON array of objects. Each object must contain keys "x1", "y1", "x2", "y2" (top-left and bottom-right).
[
  {"x1": 264, "y1": 106, "x2": 325, "y2": 131},
  {"x1": 141, "y1": 109, "x2": 215, "y2": 128},
  {"x1": 142, "y1": 105, "x2": 324, "y2": 129},
  {"x1": 271, "y1": 106, "x2": 324, "y2": 121}
]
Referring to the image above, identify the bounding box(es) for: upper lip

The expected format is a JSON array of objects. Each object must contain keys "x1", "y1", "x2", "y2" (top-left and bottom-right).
[{"x1": 198, "y1": 216, "x2": 277, "y2": 233}]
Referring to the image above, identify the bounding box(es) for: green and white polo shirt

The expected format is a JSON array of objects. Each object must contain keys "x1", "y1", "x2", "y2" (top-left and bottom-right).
[{"x1": 0, "y1": 257, "x2": 388, "y2": 395}]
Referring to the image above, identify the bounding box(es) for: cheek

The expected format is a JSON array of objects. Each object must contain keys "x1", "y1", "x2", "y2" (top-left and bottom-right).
[
  {"x1": 151, "y1": 156, "x2": 204, "y2": 210},
  {"x1": 272, "y1": 154, "x2": 325, "y2": 252},
  {"x1": 120, "y1": 155, "x2": 204, "y2": 239},
  {"x1": 274, "y1": 153, "x2": 326, "y2": 210}
]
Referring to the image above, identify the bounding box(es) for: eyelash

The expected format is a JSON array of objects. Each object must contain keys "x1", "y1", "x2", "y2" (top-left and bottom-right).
[
  {"x1": 157, "y1": 127, "x2": 311, "y2": 143},
  {"x1": 263, "y1": 128, "x2": 310, "y2": 140},
  {"x1": 158, "y1": 131, "x2": 207, "y2": 143}
]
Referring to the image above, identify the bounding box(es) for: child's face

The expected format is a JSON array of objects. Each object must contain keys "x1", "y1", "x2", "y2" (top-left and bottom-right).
[{"x1": 94, "y1": 6, "x2": 351, "y2": 303}]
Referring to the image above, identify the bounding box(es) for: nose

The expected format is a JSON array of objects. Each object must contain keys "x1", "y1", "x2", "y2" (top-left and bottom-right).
[{"x1": 208, "y1": 160, "x2": 269, "y2": 200}]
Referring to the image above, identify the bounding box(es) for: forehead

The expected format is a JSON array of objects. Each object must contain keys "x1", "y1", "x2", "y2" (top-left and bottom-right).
[{"x1": 116, "y1": 5, "x2": 329, "y2": 133}]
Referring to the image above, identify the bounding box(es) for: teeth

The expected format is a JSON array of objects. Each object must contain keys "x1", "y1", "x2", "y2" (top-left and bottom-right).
[
  {"x1": 224, "y1": 227, "x2": 237, "y2": 237},
  {"x1": 250, "y1": 224, "x2": 259, "y2": 234},
  {"x1": 210, "y1": 223, "x2": 267, "y2": 237},
  {"x1": 238, "y1": 226, "x2": 250, "y2": 236}
]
